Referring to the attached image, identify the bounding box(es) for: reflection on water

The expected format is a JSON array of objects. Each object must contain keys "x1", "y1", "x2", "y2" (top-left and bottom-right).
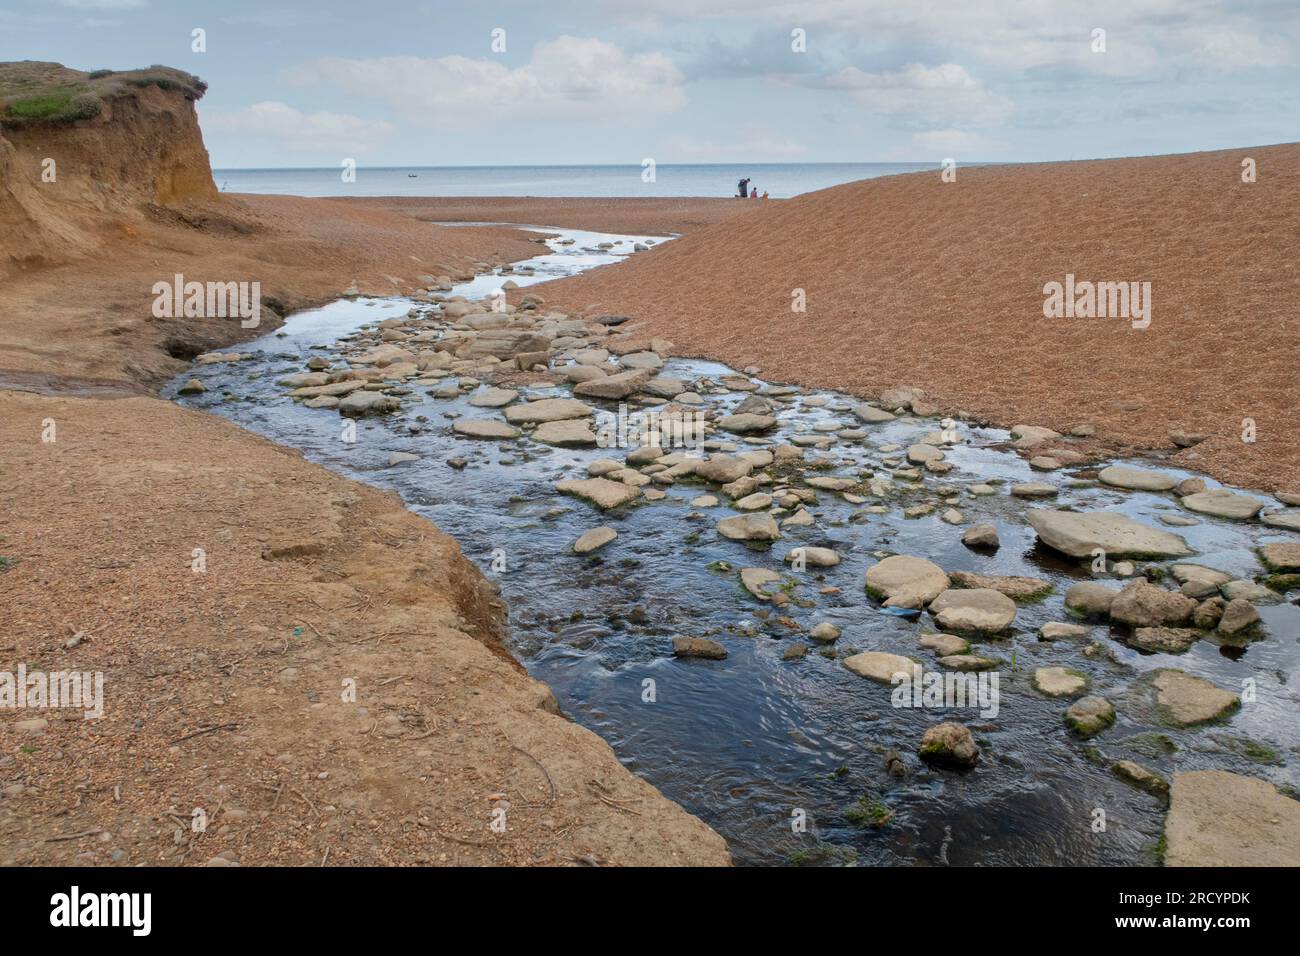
[{"x1": 168, "y1": 227, "x2": 1300, "y2": 866}]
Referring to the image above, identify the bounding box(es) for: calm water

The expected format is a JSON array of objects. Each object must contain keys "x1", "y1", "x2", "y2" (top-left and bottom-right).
[
  {"x1": 212, "y1": 163, "x2": 937, "y2": 199},
  {"x1": 167, "y1": 227, "x2": 1300, "y2": 865}
]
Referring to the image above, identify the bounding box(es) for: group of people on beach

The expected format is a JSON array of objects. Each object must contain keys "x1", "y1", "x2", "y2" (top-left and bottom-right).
[{"x1": 736, "y1": 177, "x2": 768, "y2": 199}]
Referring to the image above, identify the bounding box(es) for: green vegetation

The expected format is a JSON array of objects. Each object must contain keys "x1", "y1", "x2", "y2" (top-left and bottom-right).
[
  {"x1": 845, "y1": 796, "x2": 892, "y2": 828},
  {"x1": 0, "y1": 555, "x2": 16, "y2": 572},
  {"x1": 0, "y1": 62, "x2": 206, "y2": 127}
]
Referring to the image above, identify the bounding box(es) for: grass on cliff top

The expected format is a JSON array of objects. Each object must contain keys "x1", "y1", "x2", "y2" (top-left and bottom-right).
[{"x1": 0, "y1": 60, "x2": 206, "y2": 126}]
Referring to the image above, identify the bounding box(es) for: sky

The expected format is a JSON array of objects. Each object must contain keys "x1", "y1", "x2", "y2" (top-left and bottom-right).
[{"x1": 2, "y1": 0, "x2": 1299, "y2": 168}]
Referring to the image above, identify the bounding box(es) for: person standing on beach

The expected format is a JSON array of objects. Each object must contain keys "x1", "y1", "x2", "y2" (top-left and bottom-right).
[{"x1": 738, "y1": 177, "x2": 749, "y2": 198}]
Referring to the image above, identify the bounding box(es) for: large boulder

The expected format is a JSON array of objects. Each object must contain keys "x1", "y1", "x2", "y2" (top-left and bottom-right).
[
  {"x1": 504, "y1": 398, "x2": 594, "y2": 423},
  {"x1": 1027, "y1": 509, "x2": 1192, "y2": 558},
  {"x1": 865, "y1": 555, "x2": 950, "y2": 609},
  {"x1": 1151, "y1": 670, "x2": 1239, "y2": 727}
]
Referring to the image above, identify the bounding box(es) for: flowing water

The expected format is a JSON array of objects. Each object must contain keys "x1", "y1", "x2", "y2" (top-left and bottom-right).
[{"x1": 167, "y1": 227, "x2": 1300, "y2": 866}]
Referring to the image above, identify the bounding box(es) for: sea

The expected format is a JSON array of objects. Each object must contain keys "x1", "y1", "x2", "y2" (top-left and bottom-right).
[{"x1": 210, "y1": 162, "x2": 936, "y2": 199}]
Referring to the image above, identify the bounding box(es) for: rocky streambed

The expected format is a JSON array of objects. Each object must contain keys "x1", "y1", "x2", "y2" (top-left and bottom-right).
[{"x1": 168, "y1": 226, "x2": 1300, "y2": 866}]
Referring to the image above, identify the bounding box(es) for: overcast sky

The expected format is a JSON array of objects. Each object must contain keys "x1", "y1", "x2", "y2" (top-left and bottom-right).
[{"x1": 3, "y1": 0, "x2": 1298, "y2": 167}]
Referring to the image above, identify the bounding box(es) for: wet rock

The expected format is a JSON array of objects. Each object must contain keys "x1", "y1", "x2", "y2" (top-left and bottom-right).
[
  {"x1": 1112, "y1": 760, "x2": 1170, "y2": 799},
  {"x1": 1216, "y1": 598, "x2": 1260, "y2": 637},
  {"x1": 717, "y1": 413, "x2": 777, "y2": 434},
  {"x1": 1110, "y1": 579, "x2": 1196, "y2": 628},
  {"x1": 1029, "y1": 456, "x2": 1061, "y2": 471},
  {"x1": 1260, "y1": 510, "x2": 1300, "y2": 531},
  {"x1": 672, "y1": 637, "x2": 727, "y2": 660},
  {"x1": 573, "y1": 526, "x2": 618, "y2": 554},
  {"x1": 918, "y1": 722, "x2": 979, "y2": 769},
  {"x1": 1165, "y1": 770, "x2": 1300, "y2": 866},
  {"x1": 304, "y1": 396, "x2": 340, "y2": 409},
  {"x1": 844, "y1": 651, "x2": 916, "y2": 684},
  {"x1": 503, "y1": 397, "x2": 593, "y2": 424},
  {"x1": 906, "y1": 444, "x2": 943, "y2": 465},
  {"x1": 717, "y1": 513, "x2": 781, "y2": 541},
  {"x1": 740, "y1": 567, "x2": 781, "y2": 601},
  {"x1": 950, "y1": 570, "x2": 1050, "y2": 601},
  {"x1": 695, "y1": 455, "x2": 754, "y2": 484},
  {"x1": 1034, "y1": 666, "x2": 1089, "y2": 697},
  {"x1": 938, "y1": 654, "x2": 998, "y2": 671},
  {"x1": 453, "y1": 419, "x2": 520, "y2": 440},
  {"x1": 533, "y1": 419, "x2": 597, "y2": 447},
  {"x1": 1099, "y1": 465, "x2": 1177, "y2": 492},
  {"x1": 1130, "y1": 627, "x2": 1199, "y2": 653},
  {"x1": 809, "y1": 622, "x2": 841, "y2": 643},
  {"x1": 1152, "y1": 670, "x2": 1239, "y2": 727},
  {"x1": 785, "y1": 546, "x2": 840, "y2": 568},
  {"x1": 178, "y1": 378, "x2": 206, "y2": 395},
  {"x1": 734, "y1": 492, "x2": 773, "y2": 511},
  {"x1": 1027, "y1": 509, "x2": 1192, "y2": 558},
  {"x1": 556, "y1": 478, "x2": 641, "y2": 510},
  {"x1": 386, "y1": 452, "x2": 419, "y2": 466},
  {"x1": 564, "y1": 365, "x2": 607, "y2": 384},
  {"x1": 1259, "y1": 542, "x2": 1300, "y2": 571},
  {"x1": 1180, "y1": 489, "x2": 1265, "y2": 520},
  {"x1": 929, "y1": 588, "x2": 1017, "y2": 633},
  {"x1": 852, "y1": 404, "x2": 895, "y2": 424},
  {"x1": 1174, "y1": 477, "x2": 1206, "y2": 497},
  {"x1": 1192, "y1": 596, "x2": 1226, "y2": 629},
  {"x1": 782, "y1": 644, "x2": 808, "y2": 661},
  {"x1": 961, "y1": 524, "x2": 1000, "y2": 549},
  {"x1": 339, "y1": 391, "x2": 402, "y2": 416},
  {"x1": 574, "y1": 368, "x2": 653, "y2": 399},
  {"x1": 920, "y1": 633, "x2": 969, "y2": 656},
  {"x1": 781, "y1": 508, "x2": 814, "y2": 528},
  {"x1": 1011, "y1": 482, "x2": 1058, "y2": 498},
  {"x1": 1060, "y1": 580, "x2": 1123, "y2": 616},
  {"x1": 469, "y1": 387, "x2": 518, "y2": 408},
  {"x1": 865, "y1": 555, "x2": 950, "y2": 609},
  {"x1": 1220, "y1": 579, "x2": 1281, "y2": 603},
  {"x1": 1064, "y1": 696, "x2": 1115, "y2": 738},
  {"x1": 587, "y1": 458, "x2": 621, "y2": 476},
  {"x1": 1039, "y1": 621, "x2": 1090, "y2": 641}
]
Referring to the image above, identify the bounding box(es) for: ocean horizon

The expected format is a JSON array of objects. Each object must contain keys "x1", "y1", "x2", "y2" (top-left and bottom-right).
[{"x1": 210, "y1": 162, "x2": 947, "y2": 199}]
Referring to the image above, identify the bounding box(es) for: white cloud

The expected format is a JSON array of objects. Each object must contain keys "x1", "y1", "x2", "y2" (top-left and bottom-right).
[
  {"x1": 906, "y1": 128, "x2": 1004, "y2": 157},
  {"x1": 827, "y1": 63, "x2": 1014, "y2": 127},
  {"x1": 200, "y1": 102, "x2": 394, "y2": 155},
  {"x1": 287, "y1": 36, "x2": 686, "y2": 126}
]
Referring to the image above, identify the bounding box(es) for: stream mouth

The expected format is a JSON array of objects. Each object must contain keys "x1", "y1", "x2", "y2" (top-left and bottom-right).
[{"x1": 167, "y1": 225, "x2": 1299, "y2": 867}]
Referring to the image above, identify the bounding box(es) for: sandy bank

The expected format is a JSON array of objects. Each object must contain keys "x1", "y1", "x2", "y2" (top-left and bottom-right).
[
  {"x1": 537, "y1": 143, "x2": 1300, "y2": 494},
  {"x1": 0, "y1": 390, "x2": 730, "y2": 866}
]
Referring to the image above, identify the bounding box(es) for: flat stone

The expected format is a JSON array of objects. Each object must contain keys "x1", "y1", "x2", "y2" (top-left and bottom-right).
[
  {"x1": 739, "y1": 567, "x2": 781, "y2": 601},
  {"x1": 920, "y1": 633, "x2": 970, "y2": 656},
  {"x1": 1099, "y1": 465, "x2": 1177, "y2": 492},
  {"x1": 386, "y1": 452, "x2": 419, "y2": 466},
  {"x1": 1220, "y1": 579, "x2": 1281, "y2": 603},
  {"x1": 1065, "y1": 581, "x2": 1120, "y2": 617},
  {"x1": 1011, "y1": 482, "x2": 1058, "y2": 498},
  {"x1": 717, "y1": 513, "x2": 781, "y2": 541},
  {"x1": 785, "y1": 546, "x2": 840, "y2": 568},
  {"x1": 573, "y1": 526, "x2": 617, "y2": 554},
  {"x1": 717, "y1": 413, "x2": 777, "y2": 434},
  {"x1": 555, "y1": 478, "x2": 641, "y2": 509},
  {"x1": 1027, "y1": 509, "x2": 1192, "y2": 558},
  {"x1": 1112, "y1": 760, "x2": 1169, "y2": 798},
  {"x1": 950, "y1": 570, "x2": 1050, "y2": 601},
  {"x1": 1260, "y1": 511, "x2": 1300, "y2": 531},
  {"x1": 865, "y1": 555, "x2": 950, "y2": 609},
  {"x1": 503, "y1": 398, "x2": 593, "y2": 424},
  {"x1": 453, "y1": 419, "x2": 520, "y2": 439},
  {"x1": 852, "y1": 404, "x2": 895, "y2": 423},
  {"x1": 1039, "y1": 621, "x2": 1090, "y2": 641},
  {"x1": 1165, "y1": 771, "x2": 1300, "y2": 866},
  {"x1": 468, "y1": 387, "x2": 518, "y2": 408},
  {"x1": 1180, "y1": 489, "x2": 1265, "y2": 520},
  {"x1": 844, "y1": 651, "x2": 916, "y2": 684},
  {"x1": 1152, "y1": 670, "x2": 1239, "y2": 727},
  {"x1": 339, "y1": 391, "x2": 401, "y2": 416},
  {"x1": 533, "y1": 419, "x2": 597, "y2": 446},
  {"x1": 929, "y1": 588, "x2": 1017, "y2": 633},
  {"x1": 939, "y1": 654, "x2": 998, "y2": 671},
  {"x1": 1259, "y1": 542, "x2": 1300, "y2": 571},
  {"x1": 1033, "y1": 666, "x2": 1089, "y2": 697},
  {"x1": 695, "y1": 455, "x2": 754, "y2": 484},
  {"x1": 734, "y1": 492, "x2": 773, "y2": 511}
]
